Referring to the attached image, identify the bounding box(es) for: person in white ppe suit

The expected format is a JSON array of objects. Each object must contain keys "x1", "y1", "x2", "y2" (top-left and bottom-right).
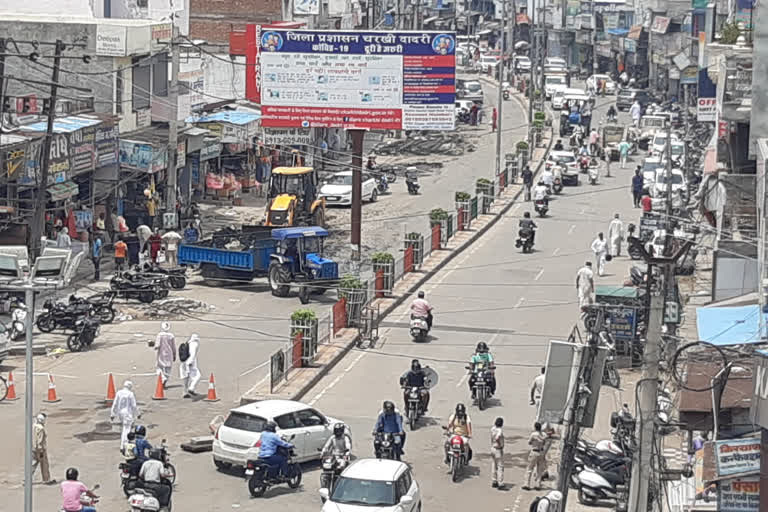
[
  {"x1": 180, "y1": 334, "x2": 201, "y2": 398},
  {"x1": 576, "y1": 261, "x2": 595, "y2": 308},
  {"x1": 607, "y1": 213, "x2": 624, "y2": 257},
  {"x1": 111, "y1": 380, "x2": 139, "y2": 450},
  {"x1": 154, "y1": 322, "x2": 175, "y2": 387},
  {"x1": 590, "y1": 232, "x2": 608, "y2": 276}
]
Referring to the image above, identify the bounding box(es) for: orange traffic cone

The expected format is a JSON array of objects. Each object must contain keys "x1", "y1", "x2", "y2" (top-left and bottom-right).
[
  {"x1": 152, "y1": 374, "x2": 167, "y2": 400},
  {"x1": 204, "y1": 373, "x2": 220, "y2": 402},
  {"x1": 5, "y1": 371, "x2": 19, "y2": 401},
  {"x1": 43, "y1": 374, "x2": 61, "y2": 403},
  {"x1": 105, "y1": 373, "x2": 116, "y2": 404}
]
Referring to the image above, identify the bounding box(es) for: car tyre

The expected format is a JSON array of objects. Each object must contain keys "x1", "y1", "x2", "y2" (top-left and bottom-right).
[
  {"x1": 213, "y1": 458, "x2": 230, "y2": 472},
  {"x1": 370, "y1": 188, "x2": 378, "y2": 202}
]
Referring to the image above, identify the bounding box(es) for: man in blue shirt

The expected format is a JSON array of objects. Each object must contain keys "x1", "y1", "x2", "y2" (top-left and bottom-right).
[
  {"x1": 258, "y1": 421, "x2": 294, "y2": 476},
  {"x1": 373, "y1": 401, "x2": 405, "y2": 460},
  {"x1": 129, "y1": 425, "x2": 152, "y2": 476},
  {"x1": 92, "y1": 235, "x2": 102, "y2": 281},
  {"x1": 631, "y1": 168, "x2": 644, "y2": 208}
]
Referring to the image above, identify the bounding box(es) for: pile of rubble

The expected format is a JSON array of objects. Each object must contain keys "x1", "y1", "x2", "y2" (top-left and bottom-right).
[
  {"x1": 374, "y1": 132, "x2": 477, "y2": 157},
  {"x1": 119, "y1": 297, "x2": 215, "y2": 320}
]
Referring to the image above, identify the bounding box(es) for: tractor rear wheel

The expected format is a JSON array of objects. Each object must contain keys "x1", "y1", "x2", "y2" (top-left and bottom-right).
[
  {"x1": 312, "y1": 207, "x2": 326, "y2": 228},
  {"x1": 268, "y1": 262, "x2": 291, "y2": 297}
]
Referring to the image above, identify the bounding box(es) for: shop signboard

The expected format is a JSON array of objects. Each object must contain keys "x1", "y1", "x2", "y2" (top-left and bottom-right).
[
  {"x1": 717, "y1": 476, "x2": 759, "y2": 512},
  {"x1": 119, "y1": 140, "x2": 153, "y2": 171},
  {"x1": 651, "y1": 16, "x2": 671, "y2": 33},
  {"x1": 714, "y1": 438, "x2": 761, "y2": 477},
  {"x1": 69, "y1": 125, "x2": 96, "y2": 175},
  {"x1": 95, "y1": 125, "x2": 119, "y2": 166},
  {"x1": 628, "y1": 25, "x2": 643, "y2": 40},
  {"x1": 680, "y1": 66, "x2": 698, "y2": 84},
  {"x1": 22, "y1": 139, "x2": 42, "y2": 186},
  {"x1": 96, "y1": 24, "x2": 127, "y2": 57},
  {"x1": 259, "y1": 30, "x2": 456, "y2": 131},
  {"x1": 624, "y1": 38, "x2": 637, "y2": 52},
  {"x1": 697, "y1": 97, "x2": 716, "y2": 122},
  {"x1": 177, "y1": 141, "x2": 186, "y2": 169},
  {"x1": 604, "y1": 13, "x2": 619, "y2": 30},
  {"x1": 639, "y1": 212, "x2": 666, "y2": 240},
  {"x1": 596, "y1": 41, "x2": 612, "y2": 57},
  {"x1": 603, "y1": 306, "x2": 638, "y2": 341},
  {"x1": 263, "y1": 127, "x2": 313, "y2": 145},
  {"x1": 200, "y1": 138, "x2": 221, "y2": 161},
  {"x1": 3, "y1": 145, "x2": 26, "y2": 179},
  {"x1": 48, "y1": 134, "x2": 71, "y2": 176}
]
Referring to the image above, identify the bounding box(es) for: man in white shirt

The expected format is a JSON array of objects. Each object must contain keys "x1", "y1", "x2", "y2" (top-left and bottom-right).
[
  {"x1": 529, "y1": 367, "x2": 546, "y2": 406},
  {"x1": 533, "y1": 181, "x2": 548, "y2": 203},
  {"x1": 590, "y1": 232, "x2": 608, "y2": 276},
  {"x1": 576, "y1": 262, "x2": 595, "y2": 308},
  {"x1": 161, "y1": 230, "x2": 182, "y2": 267},
  {"x1": 110, "y1": 380, "x2": 139, "y2": 451},
  {"x1": 607, "y1": 213, "x2": 624, "y2": 257},
  {"x1": 139, "y1": 450, "x2": 172, "y2": 506},
  {"x1": 630, "y1": 100, "x2": 642, "y2": 127}
]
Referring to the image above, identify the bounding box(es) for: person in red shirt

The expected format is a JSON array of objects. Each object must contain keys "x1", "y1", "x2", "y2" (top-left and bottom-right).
[
  {"x1": 60, "y1": 467, "x2": 99, "y2": 512},
  {"x1": 641, "y1": 190, "x2": 653, "y2": 212},
  {"x1": 148, "y1": 229, "x2": 162, "y2": 263}
]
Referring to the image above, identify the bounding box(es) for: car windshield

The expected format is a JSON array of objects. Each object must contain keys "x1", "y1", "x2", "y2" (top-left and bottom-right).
[
  {"x1": 654, "y1": 136, "x2": 667, "y2": 146},
  {"x1": 643, "y1": 161, "x2": 662, "y2": 173},
  {"x1": 656, "y1": 173, "x2": 684, "y2": 185},
  {"x1": 466, "y1": 83, "x2": 482, "y2": 92},
  {"x1": 224, "y1": 412, "x2": 267, "y2": 432},
  {"x1": 671, "y1": 145, "x2": 684, "y2": 155},
  {"x1": 546, "y1": 76, "x2": 566, "y2": 84},
  {"x1": 331, "y1": 477, "x2": 396, "y2": 506},
  {"x1": 618, "y1": 90, "x2": 636, "y2": 98},
  {"x1": 552, "y1": 154, "x2": 575, "y2": 164},
  {"x1": 326, "y1": 174, "x2": 352, "y2": 186},
  {"x1": 517, "y1": 57, "x2": 530, "y2": 63}
]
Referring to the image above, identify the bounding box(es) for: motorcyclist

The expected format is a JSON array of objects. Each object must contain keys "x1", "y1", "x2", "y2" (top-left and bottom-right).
[
  {"x1": 366, "y1": 155, "x2": 377, "y2": 171},
  {"x1": 568, "y1": 109, "x2": 581, "y2": 126},
  {"x1": 138, "y1": 448, "x2": 173, "y2": 507},
  {"x1": 373, "y1": 401, "x2": 405, "y2": 460},
  {"x1": 410, "y1": 290, "x2": 433, "y2": 331},
  {"x1": 468, "y1": 341, "x2": 497, "y2": 397},
  {"x1": 399, "y1": 359, "x2": 430, "y2": 415},
  {"x1": 578, "y1": 143, "x2": 590, "y2": 157},
  {"x1": 553, "y1": 139, "x2": 564, "y2": 151},
  {"x1": 130, "y1": 425, "x2": 152, "y2": 477},
  {"x1": 519, "y1": 212, "x2": 537, "y2": 245},
  {"x1": 540, "y1": 166, "x2": 554, "y2": 189},
  {"x1": 321, "y1": 423, "x2": 352, "y2": 460},
  {"x1": 444, "y1": 403, "x2": 473, "y2": 463},
  {"x1": 61, "y1": 467, "x2": 99, "y2": 512},
  {"x1": 258, "y1": 421, "x2": 294, "y2": 476},
  {"x1": 607, "y1": 104, "x2": 617, "y2": 122},
  {"x1": 533, "y1": 181, "x2": 549, "y2": 206}
]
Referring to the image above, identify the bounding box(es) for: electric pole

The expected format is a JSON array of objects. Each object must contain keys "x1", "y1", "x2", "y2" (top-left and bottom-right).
[
  {"x1": 30, "y1": 40, "x2": 63, "y2": 259},
  {"x1": 166, "y1": 24, "x2": 180, "y2": 228},
  {"x1": 494, "y1": 0, "x2": 506, "y2": 177},
  {"x1": 591, "y1": 1, "x2": 598, "y2": 75},
  {"x1": 349, "y1": 129, "x2": 365, "y2": 261},
  {"x1": 527, "y1": 2, "x2": 536, "y2": 150},
  {"x1": 0, "y1": 38, "x2": 7, "y2": 182},
  {"x1": 663, "y1": 119, "x2": 673, "y2": 254}
]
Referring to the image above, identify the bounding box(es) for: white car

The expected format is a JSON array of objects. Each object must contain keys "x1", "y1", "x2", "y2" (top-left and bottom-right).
[
  {"x1": 650, "y1": 132, "x2": 680, "y2": 156},
  {"x1": 479, "y1": 55, "x2": 498, "y2": 73},
  {"x1": 319, "y1": 458, "x2": 421, "y2": 512},
  {"x1": 546, "y1": 150, "x2": 580, "y2": 185},
  {"x1": 652, "y1": 169, "x2": 686, "y2": 198},
  {"x1": 319, "y1": 171, "x2": 378, "y2": 206},
  {"x1": 544, "y1": 75, "x2": 568, "y2": 100},
  {"x1": 212, "y1": 399, "x2": 346, "y2": 468},
  {"x1": 514, "y1": 55, "x2": 531, "y2": 72},
  {"x1": 586, "y1": 74, "x2": 617, "y2": 94},
  {"x1": 544, "y1": 57, "x2": 567, "y2": 68}
]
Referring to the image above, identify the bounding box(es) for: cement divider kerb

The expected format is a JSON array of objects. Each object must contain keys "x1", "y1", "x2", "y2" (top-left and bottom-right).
[{"x1": 288, "y1": 110, "x2": 554, "y2": 402}]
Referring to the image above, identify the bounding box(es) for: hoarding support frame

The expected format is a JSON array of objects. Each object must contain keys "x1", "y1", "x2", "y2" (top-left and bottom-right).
[{"x1": 349, "y1": 129, "x2": 365, "y2": 261}]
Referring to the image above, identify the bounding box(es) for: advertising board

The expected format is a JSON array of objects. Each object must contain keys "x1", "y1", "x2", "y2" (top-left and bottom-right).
[
  {"x1": 714, "y1": 437, "x2": 761, "y2": 477},
  {"x1": 96, "y1": 24, "x2": 127, "y2": 57},
  {"x1": 698, "y1": 97, "x2": 716, "y2": 122},
  {"x1": 717, "y1": 476, "x2": 759, "y2": 512},
  {"x1": 259, "y1": 30, "x2": 456, "y2": 131},
  {"x1": 604, "y1": 306, "x2": 638, "y2": 341},
  {"x1": 263, "y1": 128, "x2": 313, "y2": 145}
]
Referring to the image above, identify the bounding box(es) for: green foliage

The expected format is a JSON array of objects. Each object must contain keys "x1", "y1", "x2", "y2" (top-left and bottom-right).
[
  {"x1": 719, "y1": 22, "x2": 741, "y2": 45},
  {"x1": 291, "y1": 308, "x2": 317, "y2": 323},
  {"x1": 516, "y1": 140, "x2": 529, "y2": 151},
  {"x1": 455, "y1": 191, "x2": 471, "y2": 202},
  {"x1": 406, "y1": 231, "x2": 422, "y2": 240},
  {"x1": 476, "y1": 177, "x2": 492, "y2": 186},
  {"x1": 371, "y1": 251, "x2": 394, "y2": 263},
  {"x1": 534, "y1": 111, "x2": 546, "y2": 121}
]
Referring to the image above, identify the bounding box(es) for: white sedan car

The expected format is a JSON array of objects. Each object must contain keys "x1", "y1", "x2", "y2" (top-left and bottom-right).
[
  {"x1": 212, "y1": 399, "x2": 346, "y2": 468},
  {"x1": 320, "y1": 458, "x2": 422, "y2": 512},
  {"x1": 319, "y1": 170, "x2": 378, "y2": 206},
  {"x1": 586, "y1": 74, "x2": 617, "y2": 94}
]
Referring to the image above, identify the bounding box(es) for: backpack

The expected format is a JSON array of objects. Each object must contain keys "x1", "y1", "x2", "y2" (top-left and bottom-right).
[
  {"x1": 529, "y1": 497, "x2": 549, "y2": 512},
  {"x1": 178, "y1": 341, "x2": 190, "y2": 362}
]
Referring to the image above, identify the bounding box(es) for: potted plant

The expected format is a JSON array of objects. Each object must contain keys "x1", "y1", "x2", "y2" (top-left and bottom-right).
[
  {"x1": 290, "y1": 308, "x2": 318, "y2": 367},
  {"x1": 455, "y1": 191, "x2": 471, "y2": 203},
  {"x1": 371, "y1": 251, "x2": 395, "y2": 295},
  {"x1": 476, "y1": 177, "x2": 494, "y2": 212},
  {"x1": 429, "y1": 208, "x2": 449, "y2": 226},
  {"x1": 404, "y1": 232, "x2": 424, "y2": 266},
  {"x1": 339, "y1": 275, "x2": 366, "y2": 325}
]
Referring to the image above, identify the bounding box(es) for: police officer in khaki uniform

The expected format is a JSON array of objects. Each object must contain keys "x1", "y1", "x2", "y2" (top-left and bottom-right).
[
  {"x1": 490, "y1": 417, "x2": 505, "y2": 489},
  {"x1": 523, "y1": 422, "x2": 547, "y2": 490}
]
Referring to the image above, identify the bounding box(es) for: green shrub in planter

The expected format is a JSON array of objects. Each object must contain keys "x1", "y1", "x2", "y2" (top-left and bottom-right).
[
  {"x1": 291, "y1": 308, "x2": 317, "y2": 326},
  {"x1": 516, "y1": 140, "x2": 529, "y2": 152},
  {"x1": 455, "y1": 191, "x2": 471, "y2": 202},
  {"x1": 371, "y1": 252, "x2": 394, "y2": 264},
  {"x1": 476, "y1": 177, "x2": 492, "y2": 186},
  {"x1": 429, "y1": 208, "x2": 449, "y2": 225},
  {"x1": 339, "y1": 275, "x2": 364, "y2": 299},
  {"x1": 534, "y1": 111, "x2": 546, "y2": 122},
  {"x1": 406, "y1": 232, "x2": 421, "y2": 241}
]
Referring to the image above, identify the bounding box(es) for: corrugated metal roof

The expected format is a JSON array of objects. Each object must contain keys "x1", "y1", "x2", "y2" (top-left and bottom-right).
[{"x1": 678, "y1": 362, "x2": 753, "y2": 412}]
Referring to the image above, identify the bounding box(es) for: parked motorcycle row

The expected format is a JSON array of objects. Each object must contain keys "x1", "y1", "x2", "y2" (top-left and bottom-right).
[{"x1": 366, "y1": 161, "x2": 422, "y2": 197}]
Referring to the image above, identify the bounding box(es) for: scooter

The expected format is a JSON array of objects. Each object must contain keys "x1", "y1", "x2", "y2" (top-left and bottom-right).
[
  {"x1": 246, "y1": 442, "x2": 302, "y2": 497},
  {"x1": 442, "y1": 427, "x2": 470, "y2": 483},
  {"x1": 576, "y1": 464, "x2": 629, "y2": 506},
  {"x1": 503, "y1": 89, "x2": 510, "y2": 100},
  {"x1": 127, "y1": 481, "x2": 173, "y2": 511},
  {"x1": 10, "y1": 301, "x2": 27, "y2": 341},
  {"x1": 534, "y1": 198, "x2": 548, "y2": 217},
  {"x1": 588, "y1": 165, "x2": 599, "y2": 185},
  {"x1": 409, "y1": 315, "x2": 429, "y2": 342},
  {"x1": 405, "y1": 175, "x2": 420, "y2": 195},
  {"x1": 66, "y1": 317, "x2": 101, "y2": 352},
  {"x1": 515, "y1": 227, "x2": 535, "y2": 253},
  {"x1": 376, "y1": 174, "x2": 390, "y2": 195}
]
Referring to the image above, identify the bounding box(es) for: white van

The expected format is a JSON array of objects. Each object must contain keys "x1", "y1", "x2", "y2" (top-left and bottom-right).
[
  {"x1": 552, "y1": 88, "x2": 588, "y2": 110},
  {"x1": 544, "y1": 74, "x2": 568, "y2": 100}
]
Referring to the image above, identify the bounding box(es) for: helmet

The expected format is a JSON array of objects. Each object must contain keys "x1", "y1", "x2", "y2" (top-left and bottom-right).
[
  {"x1": 417, "y1": 291, "x2": 425, "y2": 299},
  {"x1": 149, "y1": 448, "x2": 164, "y2": 461},
  {"x1": 383, "y1": 401, "x2": 395, "y2": 413},
  {"x1": 333, "y1": 423, "x2": 346, "y2": 438},
  {"x1": 411, "y1": 359, "x2": 421, "y2": 371},
  {"x1": 134, "y1": 425, "x2": 147, "y2": 437},
  {"x1": 264, "y1": 421, "x2": 277, "y2": 433},
  {"x1": 66, "y1": 467, "x2": 79, "y2": 481},
  {"x1": 476, "y1": 341, "x2": 489, "y2": 353},
  {"x1": 455, "y1": 403, "x2": 466, "y2": 418},
  {"x1": 523, "y1": 212, "x2": 531, "y2": 218}
]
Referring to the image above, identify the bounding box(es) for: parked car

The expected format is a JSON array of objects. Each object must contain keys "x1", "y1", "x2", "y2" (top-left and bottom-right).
[
  {"x1": 319, "y1": 459, "x2": 422, "y2": 512},
  {"x1": 544, "y1": 57, "x2": 567, "y2": 69},
  {"x1": 544, "y1": 73, "x2": 568, "y2": 100},
  {"x1": 616, "y1": 88, "x2": 652, "y2": 111},
  {"x1": 455, "y1": 99, "x2": 474, "y2": 120},
  {"x1": 649, "y1": 132, "x2": 681, "y2": 157},
  {"x1": 479, "y1": 55, "x2": 499, "y2": 73},
  {"x1": 319, "y1": 171, "x2": 379, "y2": 206},
  {"x1": 652, "y1": 169, "x2": 686, "y2": 198},
  {"x1": 514, "y1": 55, "x2": 532, "y2": 72},
  {"x1": 586, "y1": 74, "x2": 617, "y2": 94},
  {"x1": 546, "y1": 150, "x2": 580, "y2": 185},
  {"x1": 458, "y1": 80, "x2": 484, "y2": 104},
  {"x1": 212, "y1": 400, "x2": 347, "y2": 468}
]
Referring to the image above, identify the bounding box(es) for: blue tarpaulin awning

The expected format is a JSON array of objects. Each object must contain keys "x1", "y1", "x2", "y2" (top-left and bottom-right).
[{"x1": 696, "y1": 305, "x2": 767, "y2": 346}]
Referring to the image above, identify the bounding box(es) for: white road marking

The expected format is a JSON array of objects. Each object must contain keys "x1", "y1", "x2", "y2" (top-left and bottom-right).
[
  {"x1": 514, "y1": 297, "x2": 526, "y2": 309},
  {"x1": 510, "y1": 493, "x2": 523, "y2": 512},
  {"x1": 552, "y1": 247, "x2": 560, "y2": 256},
  {"x1": 568, "y1": 225, "x2": 576, "y2": 235},
  {"x1": 457, "y1": 331, "x2": 501, "y2": 387},
  {"x1": 309, "y1": 350, "x2": 366, "y2": 406},
  {"x1": 534, "y1": 268, "x2": 544, "y2": 281}
]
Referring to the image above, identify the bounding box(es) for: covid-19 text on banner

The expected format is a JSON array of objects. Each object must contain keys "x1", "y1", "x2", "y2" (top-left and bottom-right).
[{"x1": 259, "y1": 30, "x2": 456, "y2": 131}]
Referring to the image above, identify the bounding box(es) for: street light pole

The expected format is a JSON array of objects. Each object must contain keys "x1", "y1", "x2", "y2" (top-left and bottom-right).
[
  {"x1": 23, "y1": 286, "x2": 35, "y2": 512},
  {"x1": 494, "y1": 0, "x2": 506, "y2": 177}
]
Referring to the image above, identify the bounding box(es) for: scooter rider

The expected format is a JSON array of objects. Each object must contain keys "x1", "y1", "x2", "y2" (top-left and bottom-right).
[
  {"x1": 400, "y1": 359, "x2": 430, "y2": 415},
  {"x1": 533, "y1": 181, "x2": 549, "y2": 206},
  {"x1": 258, "y1": 421, "x2": 295, "y2": 477},
  {"x1": 61, "y1": 467, "x2": 99, "y2": 512},
  {"x1": 138, "y1": 449, "x2": 173, "y2": 508},
  {"x1": 445, "y1": 403, "x2": 473, "y2": 463},
  {"x1": 519, "y1": 212, "x2": 537, "y2": 245},
  {"x1": 130, "y1": 425, "x2": 152, "y2": 477},
  {"x1": 468, "y1": 341, "x2": 497, "y2": 397},
  {"x1": 553, "y1": 139, "x2": 564, "y2": 151},
  {"x1": 373, "y1": 401, "x2": 406, "y2": 460},
  {"x1": 321, "y1": 423, "x2": 352, "y2": 459},
  {"x1": 410, "y1": 291, "x2": 433, "y2": 331},
  {"x1": 607, "y1": 104, "x2": 617, "y2": 122},
  {"x1": 540, "y1": 166, "x2": 554, "y2": 190}
]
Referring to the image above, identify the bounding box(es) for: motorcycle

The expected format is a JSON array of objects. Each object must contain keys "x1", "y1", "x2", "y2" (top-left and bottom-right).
[
  {"x1": 9, "y1": 303, "x2": 26, "y2": 341},
  {"x1": 121, "y1": 440, "x2": 176, "y2": 497},
  {"x1": 246, "y1": 441, "x2": 302, "y2": 498},
  {"x1": 576, "y1": 463, "x2": 630, "y2": 506},
  {"x1": 138, "y1": 264, "x2": 187, "y2": 290},
  {"x1": 534, "y1": 199, "x2": 548, "y2": 217},
  {"x1": 405, "y1": 175, "x2": 420, "y2": 195},
  {"x1": 121, "y1": 272, "x2": 171, "y2": 299},
  {"x1": 110, "y1": 275, "x2": 160, "y2": 304},
  {"x1": 579, "y1": 155, "x2": 590, "y2": 173},
  {"x1": 319, "y1": 453, "x2": 349, "y2": 499},
  {"x1": 404, "y1": 386, "x2": 425, "y2": 430},
  {"x1": 83, "y1": 292, "x2": 117, "y2": 324},
  {"x1": 468, "y1": 362, "x2": 493, "y2": 410},
  {"x1": 552, "y1": 177, "x2": 563, "y2": 194},
  {"x1": 409, "y1": 314, "x2": 429, "y2": 342},
  {"x1": 442, "y1": 427, "x2": 469, "y2": 483},
  {"x1": 376, "y1": 174, "x2": 390, "y2": 195},
  {"x1": 373, "y1": 431, "x2": 401, "y2": 460},
  {"x1": 36, "y1": 299, "x2": 93, "y2": 333},
  {"x1": 588, "y1": 165, "x2": 599, "y2": 185},
  {"x1": 67, "y1": 317, "x2": 101, "y2": 352},
  {"x1": 602, "y1": 348, "x2": 620, "y2": 388},
  {"x1": 503, "y1": 89, "x2": 510, "y2": 101},
  {"x1": 515, "y1": 227, "x2": 535, "y2": 253}
]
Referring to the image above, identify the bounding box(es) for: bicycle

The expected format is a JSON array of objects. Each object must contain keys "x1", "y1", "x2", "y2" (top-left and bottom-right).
[{"x1": 0, "y1": 374, "x2": 8, "y2": 402}]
